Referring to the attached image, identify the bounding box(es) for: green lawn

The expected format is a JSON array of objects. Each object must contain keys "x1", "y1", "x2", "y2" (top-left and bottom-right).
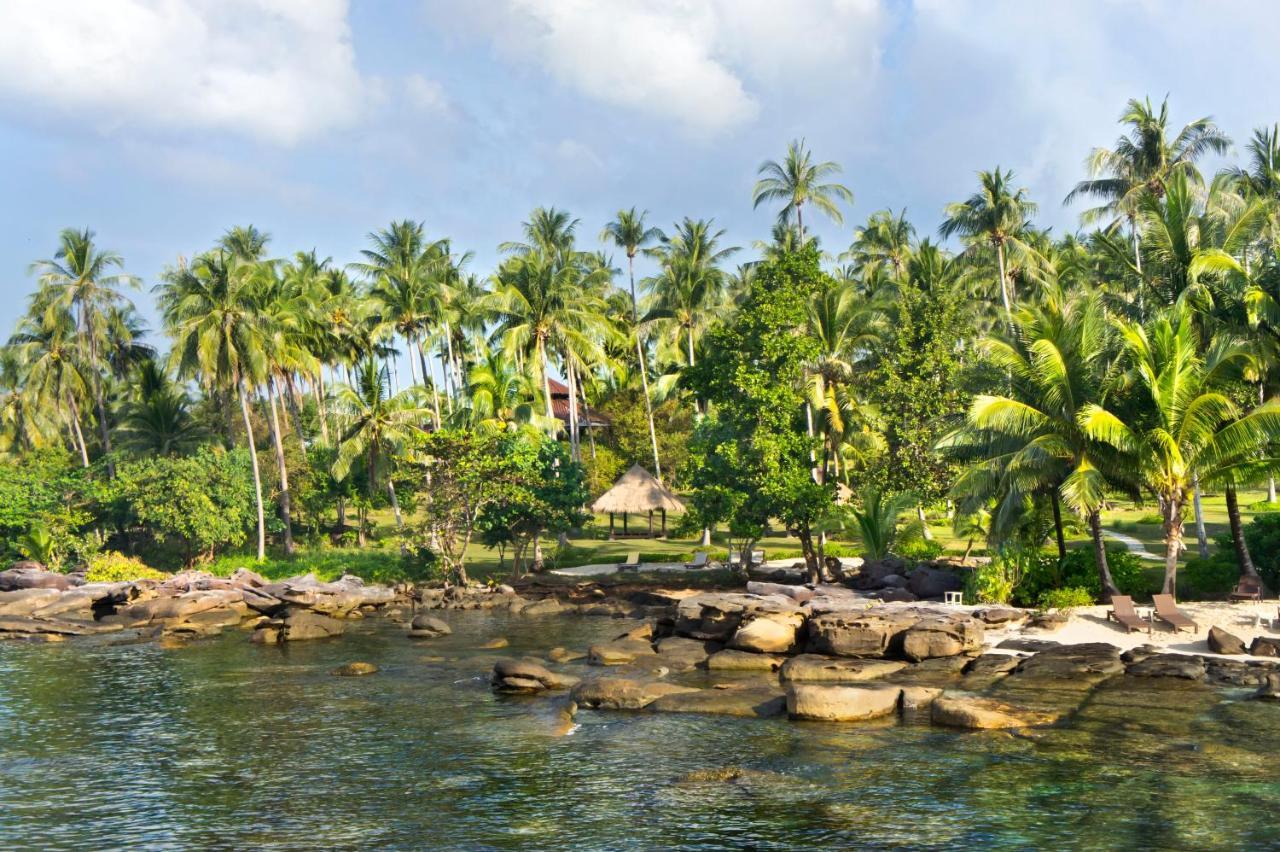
[{"x1": 207, "y1": 490, "x2": 1280, "y2": 584}]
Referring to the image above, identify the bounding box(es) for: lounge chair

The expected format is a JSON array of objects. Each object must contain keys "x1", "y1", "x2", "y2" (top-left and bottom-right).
[
  {"x1": 684, "y1": 551, "x2": 709, "y2": 570},
  {"x1": 1152, "y1": 594, "x2": 1198, "y2": 633},
  {"x1": 1228, "y1": 576, "x2": 1264, "y2": 602},
  {"x1": 1107, "y1": 595, "x2": 1149, "y2": 634},
  {"x1": 617, "y1": 552, "x2": 641, "y2": 571}
]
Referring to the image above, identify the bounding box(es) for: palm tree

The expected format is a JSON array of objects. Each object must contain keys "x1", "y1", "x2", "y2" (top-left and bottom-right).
[
  {"x1": 1081, "y1": 305, "x2": 1280, "y2": 594},
  {"x1": 1066, "y1": 96, "x2": 1230, "y2": 272},
  {"x1": 332, "y1": 358, "x2": 428, "y2": 547},
  {"x1": 601, "y1": 207, "x2": 664, "y2": 478},
  {"x1": 158, "y1": 250, "x2": 270, "y2": 561},
  {"x1": 29, "y1": 228, "x2": 139, "y2": 475},
  {"x1": 940, "y1": 168, "x2": 1040, "y2": 326},
  {"x1": 940, "y1": 288, "x2": 1130, "y2": 598},
  {"x1": 752, "y1": 139, "x2": 853, "y2": 240}
]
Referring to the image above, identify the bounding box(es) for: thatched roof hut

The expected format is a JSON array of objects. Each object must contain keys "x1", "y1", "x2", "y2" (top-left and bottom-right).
[{"x1": 591, "y1": 465, "x2": 684, "y2": 538}]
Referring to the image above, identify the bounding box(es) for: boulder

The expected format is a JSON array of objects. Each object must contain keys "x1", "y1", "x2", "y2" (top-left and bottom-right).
[
  {"x1": 1016, "y1": 642, "x2": 1124, "y2": 680},
  {"x1": 333, "y1": 662, "x2": 379, "y2": 677},
  {"x1": 786, "y1": 684, "x2": 902, "y2": 722},
  {"x1": 900, "y1": 616, "x2": 984, "y2": 661},
  {"x1": 1207, "y1": 626, "x2": 1247, "y2": 656},
  {"x1": 674, "y1": 593, "x2": 803, "y2": 642},
  {"x1": 407, "y1": 615, "x2": 451, "y2": 639},
  {"x1": 806, "y1": 609, "x2": 917, "y2": 657},
  {"x1": 706, "y1": 649, "x2": 784, "y2": 672},
  {"x1": 571, "y1": 678, "x2": 699, "y2": 710},
  {"x1": 1250, "y1": 637, "x2": 1280, "y2": 657},
  {"x1": 779, "y1": 655, "x2": 906, "y2": 683},
  {"x1": 728, "y1": 615, "x2": 800, "y2": 654},
  {"x1": 1126, "y1": 654, "x2": 1206, "y2": 680},
  {"x1": 491, "y1": 658, "x2": 578, "y2": 692},
  {"x1": 647, "y1": 686, "x2": 787, "y2": 718},
  {"x1": 588, "y1": 638, "x2": 656, "y2": 666},
  {"x1": 899, "y1": 685, "x2": 944, "y2": 712},
  {"x1": 0, "y1": 564, "x2": 80, "y2": 591},
  {"x1": 282, "y1": 609, "x2": 345, "y2": 641},
  {"x1": 0, "y1": 588, "x2": 63, "y2": 617},
  {"x1": 931, "y1": 696, "x2": 1048, "y2": 730},
  {"x1": 906, "y1": 566, "x2": 963, "y2": 599}
]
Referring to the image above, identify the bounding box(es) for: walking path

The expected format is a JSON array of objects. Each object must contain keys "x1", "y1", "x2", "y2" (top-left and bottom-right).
[{"x1": 1102, "y1": 528, "x2": 1164, "y2": 562}]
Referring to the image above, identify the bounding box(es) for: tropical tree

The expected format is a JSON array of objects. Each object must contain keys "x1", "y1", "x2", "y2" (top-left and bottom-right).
[
  {"x1": 752, "y1": 139, "x2": 853, "y2": 240},
  {"x1": 600, "y1": 207, "x2": 664, "y2": 478},
  {"x1": 940, "y1": 168, "x2": 1041, "y2": 325}
]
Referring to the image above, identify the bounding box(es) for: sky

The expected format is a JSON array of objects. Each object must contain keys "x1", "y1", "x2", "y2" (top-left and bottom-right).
[{"x1": 3, "y1": 0, "x2": 1280, "y2": 341}]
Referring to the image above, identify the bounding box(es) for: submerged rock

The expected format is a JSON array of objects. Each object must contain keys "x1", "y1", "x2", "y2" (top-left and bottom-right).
[
  {"x1": 779, "y1": 655, "x2": 906, "y2": 683},
  {"x1": 333, "y1": 662, "x2": 379, "y2": 677},
  {"x1": 786, "y1": 684, "x2": 902, "y2": 722}
]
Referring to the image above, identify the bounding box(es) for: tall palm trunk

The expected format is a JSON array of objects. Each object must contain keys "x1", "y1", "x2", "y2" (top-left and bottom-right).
[
  {"x1": 1192, "y1": 476, "x2": 1209, "y2": 559},
  {"x1": 66, "y1": 395, "x2": 90, "y2": 468},
  {"x1": 267, "y1": 377, "x2": 294, "y2": 556},
  {"x1": 1088, "y1": 509, "x2": 1120, "y2": 601},
  {"x1": 629, "y1": 255, "x2": 662, "y2": 480},
  {"x1": 1161, "y1": 495, "x2": 1184, "y2": 595},
  {"x1": 1225, "y1": 486, "x2": 1259, "y2": 579},
  {"x1": 237, "y1": 376, "x2": 267, "y2": 561}
]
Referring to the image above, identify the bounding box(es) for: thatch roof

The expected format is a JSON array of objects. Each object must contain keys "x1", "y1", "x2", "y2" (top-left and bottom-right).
[{"x1": 591, "y1": 465, "x2": 686, "y2": 514}]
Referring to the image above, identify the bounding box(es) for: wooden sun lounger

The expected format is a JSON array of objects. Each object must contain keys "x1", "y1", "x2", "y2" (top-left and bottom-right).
[
  {"x1": 1152, "y1": 594, "x2": 1198, "y2": 633},
  {"x1": 684, "y1": 551, "x2": 709, "y2": 569},
  {"x1": 618, "y1": 552, "x2": 641, "y2": 571},
  {"x1": 1107, "y1": 595, "x2": 1149, "y2": 634},
  {"x1": 1228, "y1": 577, "x2": 1264, "y2": 602}
]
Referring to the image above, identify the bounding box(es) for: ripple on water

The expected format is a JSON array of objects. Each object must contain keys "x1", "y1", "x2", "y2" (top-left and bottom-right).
[{"x1": 1, "y1": 611, "x2": 1279, "y2": 849}]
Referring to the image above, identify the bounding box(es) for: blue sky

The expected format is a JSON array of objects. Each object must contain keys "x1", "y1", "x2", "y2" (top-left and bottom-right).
[{"x1": 3, "y1": 0, "x2": 1280, "y2": 341}]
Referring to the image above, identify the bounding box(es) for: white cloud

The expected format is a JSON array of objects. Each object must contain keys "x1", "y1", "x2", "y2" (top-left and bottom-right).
[
  {"x1": 0, "y1": 0, "x2": 370, "y2": 145},
  {"x1": 404, "y1": 74, "x2": 451, "y2": 114},
  {"x1": 437, "y1": 0, "x2": 887, "y2": 138}
]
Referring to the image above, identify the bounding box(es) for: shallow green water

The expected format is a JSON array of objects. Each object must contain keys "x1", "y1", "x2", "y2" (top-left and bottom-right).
[{"x1": 1, "y1": 612, "x2": 1279, "y2": 850}]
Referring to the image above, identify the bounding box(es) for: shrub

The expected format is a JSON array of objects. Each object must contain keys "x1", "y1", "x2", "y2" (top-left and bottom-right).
[
  {"x1": 1038, "y1": 587, "x2": 1094, "y2": 610},
  {"x1": 1182, "y1": 553, "x2": 1238, "y2": 598},
  {"x1": 85, "y1": 552, "x2": 167, "y2": 583}
]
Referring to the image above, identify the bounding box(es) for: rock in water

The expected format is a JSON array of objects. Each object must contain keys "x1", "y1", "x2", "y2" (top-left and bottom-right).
[
  {"x1": 786, "y1": 684, "x2": 902, "y2": 722},
  {"x1": 408, "y1": 615, "x2": 451, "y2": 639},
  {"x1": 333, "y1": 662, "x2": 379, "y2": 677},
  {"x1": 1207, "y1": 626, "x2": 1246, "y2": 656}
]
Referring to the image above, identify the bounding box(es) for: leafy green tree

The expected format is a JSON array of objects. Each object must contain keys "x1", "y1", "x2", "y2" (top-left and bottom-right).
[{"x1": 684, "y1": 245, "x2": 832, "y2": 582}]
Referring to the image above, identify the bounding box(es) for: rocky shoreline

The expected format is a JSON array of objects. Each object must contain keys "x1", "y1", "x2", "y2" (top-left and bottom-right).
[{"x1": 4, "y1": 563, "x2": 1279, "y2": 730}]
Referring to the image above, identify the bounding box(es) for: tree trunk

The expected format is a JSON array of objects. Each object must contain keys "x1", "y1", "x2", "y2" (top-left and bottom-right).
[
  {"x1": 67, "y1": 396, "x2": 91, "y2": 468},
  {"x1": 1051, "y1": 489, "x2": 1067, "y2": 560},
  {"x1": 238, "y1": 378, "x2": 267, "y2": 561},
  {"x1": 917, "y1": 505, "x2": 934, "y2": 541},
  {"x1": 1162, "y1": 496, "x2": 1183, "y2": 596},
  {"x1": 629, "y1": 256, "x2": 663, "y2": 480},
  {"x1": 1088, "y1": 509, "x2": 1120, "y2": 601},
  {"x1": 1226, "y1": 486, "x2": 1259, "y2": 578},
  {"x1": 1192, "y1": 476, "x2": 1209, "y2": 559},
  {"x1": 267, "y1": 378, "x2": 294, "y2": 556}
]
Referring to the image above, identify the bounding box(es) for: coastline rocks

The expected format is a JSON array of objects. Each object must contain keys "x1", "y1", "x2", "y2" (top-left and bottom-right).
[
  {"x1": 407, "y1": 615, "x2": 451, "y2": 639},
  {"x1": 706, "y1": 649, "x2": 784, "y2": 672},
  {"x1": 931, "y1": 696, "x2": 1045, "y2": 730},
  {"x1": 571, "y1": 677, "x2": 698, "y2": 710},
  {"x1": 779, "y1": 655, "x2": 906, "y2": 683},
  {"x1": 647, "y1": 686, "x2": 787, "y2": 718},
  {"x1": 786, "y1": 684, "x2": 902, "y2": 722},
  {"x1": 900, "y1": 617, "x2": 984, "y2": 662},
  {"x1": 806, "y1": 610, "x2": 916, "y2": 657},
  {"x1": 1250, "y1": 637, "x2": 1280, "y2": 657},
  {"x1": 1016, "y1": 643, "x2": 1123, "y2": 681},
  {"x1": 1208, "y1": 626, "x2": 1247, "y2": 656},
  {"x1": 491, "y1": 658, "x2": 578, "y2": 693},
  {"x1": 333, "y1": 662, "x2": 379, "y2": 677}
]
